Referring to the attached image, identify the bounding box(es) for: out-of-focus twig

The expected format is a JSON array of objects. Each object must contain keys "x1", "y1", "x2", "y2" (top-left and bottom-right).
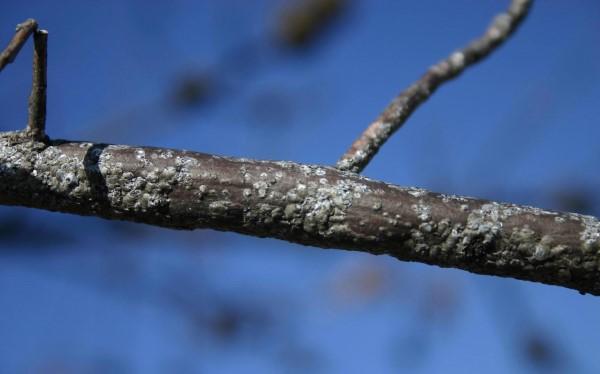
[
  {"x1": 276, "y1": 0, "x2": 347, "y2": 49},
  {"x1": 336, "y1": 0, "x2": 532, "y2": 173},
  {"x1": 0, "y1": 18, "x2": 37, "y2": 72}
]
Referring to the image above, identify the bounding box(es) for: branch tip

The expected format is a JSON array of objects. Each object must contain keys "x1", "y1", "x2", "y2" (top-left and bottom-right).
[
  {"x1": 15, "y1": 19, "x2": 38, "y2": 32},
  {"x1": 0, "y1": 18, "x2": 38, "y2": 72},
  {"x1": 336, "y1": 0, "x2": 532, "y2": 173}
]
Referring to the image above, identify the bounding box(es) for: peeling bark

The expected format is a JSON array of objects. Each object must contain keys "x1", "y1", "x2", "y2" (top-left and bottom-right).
[{"x1": 1, "y1": 130, "x2": 598, "y2": 295}]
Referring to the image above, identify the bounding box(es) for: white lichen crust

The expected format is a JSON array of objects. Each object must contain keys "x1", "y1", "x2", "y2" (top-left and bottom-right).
[{"x1": 0, "y1": 129, "x2": 598, "y2": 295}]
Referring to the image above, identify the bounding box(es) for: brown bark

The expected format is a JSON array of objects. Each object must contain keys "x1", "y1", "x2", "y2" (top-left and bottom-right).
[
  {"x1": 0, "y1": 19, "x2": 37, "y2": 72},
  {"x1": 26, "y1": 30, "x2": 47, "y2": 140},
  {"x1": 1, "y1": 131, "x2": 598, "y2": 296},
  {"x1": 4, "y1": 3, "x2": 598, "y2": 297}
]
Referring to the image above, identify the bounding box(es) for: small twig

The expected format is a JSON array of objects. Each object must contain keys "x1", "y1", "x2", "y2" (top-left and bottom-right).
[
  {"x1": 0, "y1": 19, "x2": 38, "y2": 72},
  {"x1": 26, "y1": 29, "x2": 48, "y2": 140},
  {"x1": 336, "y1": 0, "x2": 532, "y2": 173},
  {"x1": 0, "y1": 18, "x2": 47, "y2": 140}
]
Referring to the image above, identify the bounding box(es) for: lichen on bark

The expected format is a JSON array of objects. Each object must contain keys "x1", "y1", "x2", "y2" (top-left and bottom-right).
[{"x1": 1, "y1": 130, "x2": 599, "y2": 295}]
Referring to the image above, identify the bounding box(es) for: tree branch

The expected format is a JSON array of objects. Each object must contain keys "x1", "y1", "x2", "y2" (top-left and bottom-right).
[
  {"x1": 336, "y1": 0, "x2": 532, "y2": 173},
  {"x1": 0, "y1": 18, "x2": 48, "y2": 140},
  {"x1": 26, "y1": 29, "x2": 47, "y2": 140},
  {"x1": 1, "y1": 131, "x2": 598, "y2": 296},
  {"x1": 0, "y1": 19, "x2": 38, "y2": 72},
  {"x1": 2, "y1": 10, "x2": 597, "y2": 297}
]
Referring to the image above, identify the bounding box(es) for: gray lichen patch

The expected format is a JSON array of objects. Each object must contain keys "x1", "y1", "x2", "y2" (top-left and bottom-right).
[
  {"x1": 439, "y1": 193, "x2": 470, "y2": 204},
  {"x1": 276, "y1": 177, "x2": 371, "y2": 237},
  {"x1": 463, "y1": 203, "x2": 504, "y2": 246},
  {"x1": 411, "y1": 201, "x2": 431, "y2": 221},
  {"x1": 253, "y1": 180, "x2": 269, "y2": 198},
  {"x1": 407, "y1": 187, "x2": 427, "y2": 198},
  {"x1": 92, "y1": 148, "x2": 205, "y2": 213},
  {"x1": 299, "y1": 164, "x2": 328, "y2": 178},
  {"x1": 34, "y1": 146, "x2": 86, "y2": 195},
  {"x1": 509, "y1": 225, "x2": 537, "y2": 252},
  {"x1": 456, "y1": 203, "x2": 564, "y2": 259},
  {"x1": 532, "y1": 235, "x2": 558, "y2": 261},
  {"x1": 83, "y1": 145, "x2": 183, "y2": 213},
  {"x1": 580, "y1": 215, "x2": 600, "y2": 251}
]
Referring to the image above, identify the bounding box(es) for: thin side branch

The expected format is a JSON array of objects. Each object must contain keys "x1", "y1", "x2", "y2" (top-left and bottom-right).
[
  {"x1": 26, "y1": 30, "x2": 48, "y2": 140},
  {"x1": 0, "y1": 19, "x2": 38, "y2": 72},
  {"x1": 336, "y1": 0, "x2": 532, "y2": 173},
  {"x1": 0, "y1": 131, "x2": 599, "y2": 296},
  {"x1": 0, "y1": 19, "x2": 48, "y2": 140}
]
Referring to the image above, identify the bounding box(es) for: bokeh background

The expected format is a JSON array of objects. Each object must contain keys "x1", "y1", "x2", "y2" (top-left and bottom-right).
[{"x1": 1, "y1": 0, "x2": 600, "y2": 373}]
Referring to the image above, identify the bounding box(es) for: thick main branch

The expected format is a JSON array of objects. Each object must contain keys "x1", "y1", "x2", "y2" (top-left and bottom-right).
[{"x1": 1, "y1": 131, "x2": 598, "y2": 295}]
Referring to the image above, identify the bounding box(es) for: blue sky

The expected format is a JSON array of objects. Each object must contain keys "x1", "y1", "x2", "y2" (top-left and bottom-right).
[{"x1": 1, "y1": 1, "x2": 599, "y2": 373}]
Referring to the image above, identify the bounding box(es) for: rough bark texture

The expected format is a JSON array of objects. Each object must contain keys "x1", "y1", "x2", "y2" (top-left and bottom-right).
[
  {"x1": 1, "y1": 130, "x2": 599, "y2": 295},
  {"x1": 0, "y1": 19, "x2": 37, "y2": 72},
  {"x1": 26, "y1": 30, "x2": 47, "y2": 140},
  {"x1": 337, "y1": 0, "x2": 532, "y2": 173}
]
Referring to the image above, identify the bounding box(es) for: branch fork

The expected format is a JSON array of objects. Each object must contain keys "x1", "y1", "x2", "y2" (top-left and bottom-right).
[
  {"x1": 5, "y1": 3, "x2": 598, "y2": 297},
  {"x1": 0, "y1": 18, "x2": 48, "y2": 141}
]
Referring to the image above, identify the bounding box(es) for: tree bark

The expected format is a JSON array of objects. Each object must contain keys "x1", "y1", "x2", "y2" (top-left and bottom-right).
[{"x1": 1, "y1": 130, "x2": 598, "y2": 295}]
